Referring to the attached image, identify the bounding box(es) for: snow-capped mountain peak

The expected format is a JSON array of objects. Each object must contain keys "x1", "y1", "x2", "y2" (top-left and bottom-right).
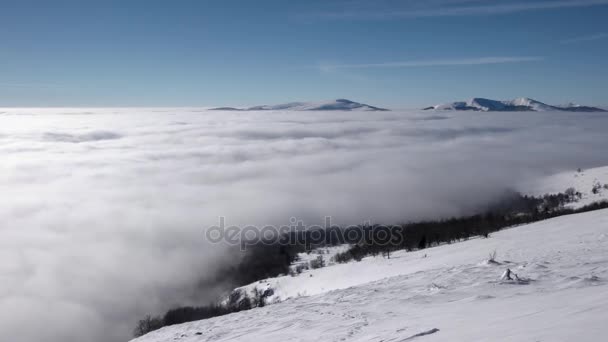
[
  {"x1": 210, "y1": 99, "x2": 389, "y2": 111},
  {"x1": 425, "y1": 97, "x2": 606, "y2": 112},
  {"x1": 468, "y1": 98, "x2": 508, "y2": 111},
  {"x1": 505, "y1": 97, "x2": 556, "y2": 111}
]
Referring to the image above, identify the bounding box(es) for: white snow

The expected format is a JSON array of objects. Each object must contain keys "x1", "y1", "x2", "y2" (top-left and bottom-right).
[
  {"x1": 428, "y1": 97, "x2": 605, "y2": 112},
  {"x1": 132, "y1": 208, "x2": 608, "y2": 342},
  {"x1": 521, "y1": 166, "x2": 608, "y2": 208},
  {"x1": 432, "y1": 101, "x2": 469, "y2": 111},
  {"x1": 216, "y1": 99, "x2": 389, "y2": 111},
  {"x1": 291, "y1": 245, "x2": 352, "y2": 270},
  {"x1": 506, "y1": 97, "x2": 557, "y2": 111},
  {"x1": 226, "y1": 245, "x2": 353, "y2": 304}
]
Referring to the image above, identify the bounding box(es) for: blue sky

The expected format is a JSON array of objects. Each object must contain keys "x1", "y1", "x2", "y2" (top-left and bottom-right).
[{"x1": 1, "y1": 0, "x2": 607, "y2": 108}]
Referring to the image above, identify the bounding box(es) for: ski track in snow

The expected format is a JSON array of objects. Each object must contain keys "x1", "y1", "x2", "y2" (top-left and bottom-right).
[{"x1": 133, "y1": 208, "x2": 608, "y2": 342}]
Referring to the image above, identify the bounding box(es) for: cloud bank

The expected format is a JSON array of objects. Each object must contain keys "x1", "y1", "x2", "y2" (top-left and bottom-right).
[{"x1": 1, "y1": 107, "x2": 608, "y2": 342}]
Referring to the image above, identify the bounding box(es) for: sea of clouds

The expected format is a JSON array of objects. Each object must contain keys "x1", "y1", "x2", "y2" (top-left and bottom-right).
[{"x1": 1, "y1": 107, "x2": 608, "y2": 342}]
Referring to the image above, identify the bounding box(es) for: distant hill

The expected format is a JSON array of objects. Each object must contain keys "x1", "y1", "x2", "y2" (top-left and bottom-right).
[
  {"x1": 210, "y1": 99, "x2": 389, "y2": 111},
  {"x1": 424, "y1": 97, "x2": 606, "y2": 112}
]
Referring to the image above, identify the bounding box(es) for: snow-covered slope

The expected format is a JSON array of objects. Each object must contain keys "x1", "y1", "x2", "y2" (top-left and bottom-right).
[
  {"x1": 506, "y1": 97, "x2": 557, "y2": 111},
  {"x1": 289, "y1": 245, "x2": 351, "y2": 272},
  {"x1": 210, "y1": 99, "x2": 389, "y2": 111},
  {"x1": 521, "y1": 166, "x2": 608, "y2": 208},
  {"x1": 132, "y1": 208, "x2": 608, "y2": 342},
  {"x1": 426, "y1": 97, "x2": 606, "y2": 112}
]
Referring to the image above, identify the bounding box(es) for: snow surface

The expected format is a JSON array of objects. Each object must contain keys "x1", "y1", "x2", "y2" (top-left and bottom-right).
[
  {"x1": 132, "y1": 208, "x2": 608, "y2": 342},
  {"x1": 506, "y1": 97, "x2": 557, "y2": 111},
  {"x1": 428, "y1": 97, "x2": 606, "y2": 112},
  {"x1": 521, "y1": 166, "x2": 608, "y2": 208},
  {"x1": 210, "y1": 99, "x2": 389, "y2": 111},
  {"x1": 291, "y1": 245, "x2": 352, "y2": 270}
]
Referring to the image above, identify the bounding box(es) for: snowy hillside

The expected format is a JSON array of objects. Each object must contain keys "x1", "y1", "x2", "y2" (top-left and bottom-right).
[
  {"x1": 521, "y1": 166, "x2": 608, "y2": 208},
  {"x1": 209, "y1": 99, "x2": 389, "y2": 111},
  {"x1": 425, "y1": 97, "x2": 606, "y2": 112},
  {"x1": 132, "y1": 207, "x2": 608, "y2": 342}
]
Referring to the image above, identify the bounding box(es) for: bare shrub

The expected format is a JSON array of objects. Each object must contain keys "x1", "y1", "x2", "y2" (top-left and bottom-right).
[
  {"x1": 309, "y1": 255, "x2": 325, "y2": 269},
  {"x1": 488, "y1": 250, "x2": 498, "y2": 263},
  {"x1": 133, "y1": 315, "x2": 164, "y2": 337}
]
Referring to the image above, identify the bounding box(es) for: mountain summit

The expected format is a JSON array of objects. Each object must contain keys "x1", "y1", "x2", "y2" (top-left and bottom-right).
[
  {"x1": 424, "y1": 97, "x2": 606, "y2": 112},
  {"x1": 210, "y1": 99, "x2": 389, "y2": 112}
]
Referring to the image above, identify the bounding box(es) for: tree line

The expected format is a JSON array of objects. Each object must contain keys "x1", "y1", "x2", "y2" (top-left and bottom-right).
[{"x1": 134, "y1": 189, "x2": 607, "y2": 337}]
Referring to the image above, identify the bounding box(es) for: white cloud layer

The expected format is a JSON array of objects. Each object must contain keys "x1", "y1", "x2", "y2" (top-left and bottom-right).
[{"x1": 1, "y1": 107, "x2": 608, "y2": 342}]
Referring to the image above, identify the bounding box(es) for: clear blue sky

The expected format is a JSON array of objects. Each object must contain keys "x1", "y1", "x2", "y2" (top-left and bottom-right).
[{"x1": 1, "y1": 0, "x2": 607, "y2": 108}]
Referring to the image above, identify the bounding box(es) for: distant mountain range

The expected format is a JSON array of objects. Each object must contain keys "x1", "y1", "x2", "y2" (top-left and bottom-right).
[
  {"x1": 210, "y1": 97, "x2": 605, "y2": 113},
  {"x1": 210, "y1": 99, "x2": 389, "y2": 112},
  {"x1": 424, "y1": 97, "x2": 606, "y2": 112}
]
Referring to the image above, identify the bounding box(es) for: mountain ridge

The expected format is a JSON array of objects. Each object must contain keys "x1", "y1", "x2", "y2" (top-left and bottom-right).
[
  {"x1": 425, "y1": 97, "x2": 606, "y2": 112},
  {"x1": 210, "y1": 99, "x2": 389, "y2": 112}
]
